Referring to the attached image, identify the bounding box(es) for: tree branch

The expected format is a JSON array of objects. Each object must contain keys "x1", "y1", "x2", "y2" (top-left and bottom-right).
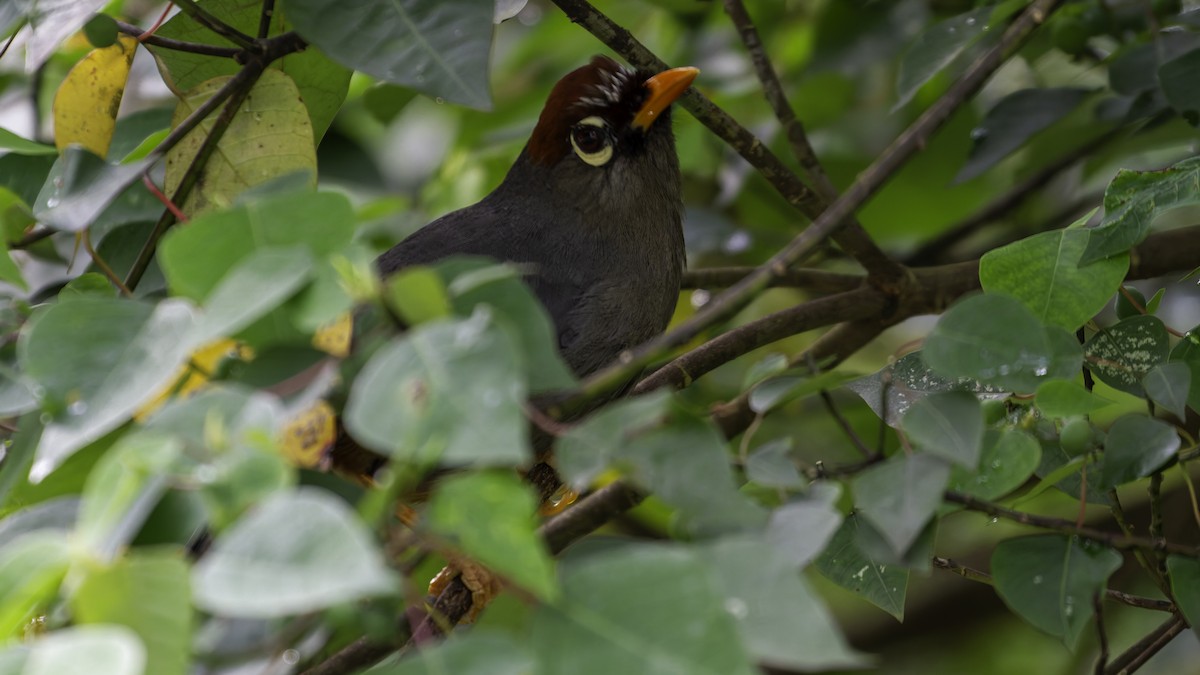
[
  {"x1": 945, "y1": 491, "x2": 1200, "y2": 558},
  {"x1": 1104, "y1": 614, "x2": 1188, "y2": 675},
  {"x1": 682, "y1": 267, "x2": 862, "y2": 293},
  {"x1": 931, "y1": 557, "x2": 1173, "y2": 612},
  {"x1": 115, "y1": 20, "x2": 241, "y2": 57},
  {"x1": 171, "y1": 0, "x2": 257, "y2": 50}
]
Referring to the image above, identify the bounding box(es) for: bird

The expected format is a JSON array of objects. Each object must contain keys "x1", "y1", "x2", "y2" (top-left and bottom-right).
[{"x1": 332, "y1": 56, "x2": 698, "y2": 480}]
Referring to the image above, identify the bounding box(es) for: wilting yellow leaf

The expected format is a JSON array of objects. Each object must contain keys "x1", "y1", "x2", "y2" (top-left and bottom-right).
[
  {"x1": 53, "y1": 36, "x2": 138, "y2": 158},
  {"x1": 279, "y1": 399, "x2": 337, "y2": 468},
  {"x1": 135, "y1": 339, "x2": 249, "y2": 421},
  {"x1": 312, "y1": 312, "x2": 352, "y2": 358}
]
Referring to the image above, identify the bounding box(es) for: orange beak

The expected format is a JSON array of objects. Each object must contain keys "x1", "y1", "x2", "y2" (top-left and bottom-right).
[{"x1": 632, "y1": 66, "x2": 699, "y2": 131}]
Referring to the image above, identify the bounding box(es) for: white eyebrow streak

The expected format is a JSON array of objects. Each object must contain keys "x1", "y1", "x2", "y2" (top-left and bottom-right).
[{"x1": 573, "y1": 65, "x2": 634, "y2": 109}]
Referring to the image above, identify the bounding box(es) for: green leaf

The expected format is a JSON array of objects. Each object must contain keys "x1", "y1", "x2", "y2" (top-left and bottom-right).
[
  {"x1": 1083, "y1": 156, "x2": 1200, "y2": 263},
  {"x1": 24, "y1": 625, "x2": 145, "y2": 675},
  {"x1": 853, "y1": 453, "x2": 950, "y2": 554},
  {"x1": 814, "y1": 513, "x2": 909, "y2": 620},
  {"x1": 557, "y1": 392, "x2": 766, "y2": 536},
  {"x1": 0, "y1": 128, "x2": 56, "y2": 156},
  {"x1": 438, "y1": 258, "x2": 577, "y2": 392},
  {"x1": 1170, "y1": 323, "x2": 1200, "y2": 412},
  {"x1": 0, "y1": 532, "x2": 71, "y2": 638},
  {"x1": 742, "y1": 353, "x2": 788, "y2": 389},
  {"x1": 366, "y1": 632, "x2": 533, "y2": 675},
  {"x1": 21, "y1": 0, "x2": 109, "y2": 70},
  {"x1": 18, "y1": 297, "x2": 199, "y2": 475},
  {"x1": 925, "y1": 294, "x2": 1082, "y2": 393},
  {"x1": 957, "y1": 88, "x2": 1092, "y2": 182},
  {"x1": 385, "y1": 267, "x2": 453, "y2": 325},
  {"x1": 1034, "y1": 380, "x2": 1113, "y2": 417},
  {"x1": 0, "y1": 236, "x2": 26, "y2": 290},
  {"x1": 151, "y1": 0, "x2": 351, "y2": 141},
  {"x1": 287, "y1": 0, "x2": 494, "y2": 110},
  {"x1": 1115, "y1": 286, "x2": 1147, "y2": 320},
  {"x1": 979, "y1": 229, "x2": 1129, "y2": 331},
  {"x1": 159, "y1": 191, "x2": 354, "y2": 300},
  {"x1": 748, "y1": 370, "x2": 859, "y2": 414},
  {"x1": 72, "y1": 553, "x2": 191, "y2": 675},
  {"x1": 0, "y1": 412, "x2": 42, "y2": 509},
  {"x1": 947, "y1": 428, "x2": 1041, "y2": 501},
  {"x1": 700, "y1": 537, "x2": 867, "y2": 670},
  {"x1": 1143, "y1": 361, "x2": 1191, "y2": 419},
  {"x1": 345, "y1": 310, "x2": 528, "y2": 466},
  {"x1": 1166, "y1": 556, "x2": 1200, "y2": 640},
  {"x1": 1099, "y1": 414, "x2": 1180, "y2": 489},
  {"x1": 192, "y1": 246, "x2": 315, "y2": 344},
  {"x1": 1159, "y1": 47, "x2": 1200, "y2": 121},
  {"x1": 744, "y1": 438, "x2": 804, "y2": 489},
  {"x1": 763, "y1": 482, "x2": 843, "y2": 567},
  {"x1": 192, "y1": 487, "x2": 396, "y2": 617},
  {"x1": 32, "y1": 148, "x2": 153, "y2": 232},
  {"x1": 530, "y1": 544, "x2": 755, "y2": 675},
  {"x1": 0, "y1": 497, "x2": 76, "y2": 547},
  {"x1": 991, "y1": 535, "x2": 1122, "y2": 649},
  {"x1": 426, "y1": 471, "x2": 557, "y2": 601},
  {"x1": 362, "y1": 83, "x2": 419, "y2": 125},
  {"x1": 902, "y1": 390, "x2": 983, "y2": 468},
  {"x1": 76, "y1": 433, "x2": 181, "y2": 560},
  {"x1": 894, "y1": 7, "x2": 992, "y2": 109},
  {"x1": 82, "y1": 13, "x2": 118, "y2": 48},
  {"x1": 847, "y1": 351, "x2": 1006, "y2": 426},
  {"x1": 1084, "y1": 315, "x2": 1169, "y2": 395},
  {"x1": 1033, "y1": 443, "x2": 1109, "y2": 505},
  {"x1": 165, "y1": 70, "x2": 317, "y2": 216}
]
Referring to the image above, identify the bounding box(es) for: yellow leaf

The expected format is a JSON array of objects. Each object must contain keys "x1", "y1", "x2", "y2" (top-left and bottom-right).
[
  {"x1": 165, "y1": 69, "x2": 316, "y2": 216},
  {"x1": 134, "y1": 339, "x2": 251, "y2": 421},
  {"x1": 312, "y1": 312, "x2": 352, "y2": 358},
  {"x1": 53, "y1": 36, "x2": 139, "y2": 158},
  {"x1": 279, "y1": 400, "x2": 337, "y2": 468}
]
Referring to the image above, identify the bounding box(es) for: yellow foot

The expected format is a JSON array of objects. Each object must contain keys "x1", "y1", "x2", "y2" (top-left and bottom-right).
[{"x1": 427, "y1": 559, "x2": 502, "y2": 624}]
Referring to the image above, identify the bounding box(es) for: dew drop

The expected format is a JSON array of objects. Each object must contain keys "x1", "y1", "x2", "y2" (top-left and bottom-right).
[
  {"x1": 68, "y1": 400, "x2": 87, "y2": 416},
  {"x1": 434, "y1": 97, "x2": 445, "y2": 104},
  {"x1": 969, "y1": 128, "x2": 988, "y2": 141},
  {"x1": 1032, "y1": 575, "x2": 1043, "y2": 585},
  {"x1": 282, "y1": 649, "x2": 300, "y2": 665},
  {"x1": 45, "y1": 197, "x2": 60, "y2": 208},
  {"x1": 690, "y1": 289, "x2": 711, "y2": 309}
]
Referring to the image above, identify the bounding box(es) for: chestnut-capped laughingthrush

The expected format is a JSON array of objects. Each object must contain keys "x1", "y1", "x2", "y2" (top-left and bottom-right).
[{"x1": 333, "y1": 56, "x2": 698, "y2": 479}]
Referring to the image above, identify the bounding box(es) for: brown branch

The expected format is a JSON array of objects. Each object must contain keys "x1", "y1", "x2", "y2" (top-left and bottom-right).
[
  {"x1": 552, "y1": 0, "x2": 1065, "y2": 417},
  {"x1": 298, "y1": 637, "x2": 394, "y2": 675},
  {"x1": 634, "y1": 286, "x2": 887, "y2": 393},
  {"x1": 116, "y1": 20, "x2": 241, "y2": 57},
  {"x1": 172, "y1": 0, "x2": 257, "y2": 50},
  {"x1": 1094, "y1": 592, "x2": 1109, "y2": 675},
  {"x1": 945, "y1": 491, "x2": 1200, "y2": 558},
  {"x1": 682, "y1": 266, "x2": 863, "y2": 293},
  {"x1": 720, "y1": 0, "x2": 837, "y2": 201},
  {"x1": 1104, "y1": 614, "x2": 1188, "y2": 675},
  {"x1": 549, "y1": 0, "x2": 905, "y2": 285},
  {"x1": 258, "y1": 0, "x2": 276, "y2": 40},
  {"x1": 931, "y1": 557, "x2": 1173, "y2": 612}
]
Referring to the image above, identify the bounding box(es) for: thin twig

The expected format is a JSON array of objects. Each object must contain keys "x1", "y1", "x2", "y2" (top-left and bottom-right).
[
  {"x1": 552, "y1": 0, "x2": 1067, "y2": 417},
  {"x1": 82, "y1": 229, "x2": 132, "y2": 296},
  {"x1": 171, "y1": 0, "x2": 257, "y2": 49},
  {"x1": 258, "y1": 0, "x2": 276, "y2": 40},
  {"x1": 1094, "y1": 592, "x2": 1109, "y2": 675},
  {"x1": 682, "y1": 267, "x2": 863, "y2": 293},
  {"x1": 947, "y1": 491, "x2": 1200, "y2": 558},
  {"x1": 1149, "y1": 473, "x2": 1169, "y2": 584},
  {"x1": 10, "y1": 228, "x2": 54, "y2": 250},
  {"x1": 1104, "y1": 614, "x2": 1188, "y2": 675},
  {"x1": 931, "y1": 557, "x2": 1173, "y2": 612},
  {"x1": 116, "y1": 20, "x2": 241, "y2": 57},
  {"x1": 721, "y1": 0, "x2": 837, "y2": 200},
  {"x1": 1110, "y1": 490, "x2": 1172, "y2": 596},
  {"x1": 297, "y1": 637, "x2": 395, "y2": 675},
  {"x1": 804, "y1": 351, "x2": 874, "y2": 458}
]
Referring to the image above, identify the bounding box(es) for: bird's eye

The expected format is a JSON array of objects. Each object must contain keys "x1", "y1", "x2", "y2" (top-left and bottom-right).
[{"x1": 570, "y1": 116, "x2": 613, "y2": 167}]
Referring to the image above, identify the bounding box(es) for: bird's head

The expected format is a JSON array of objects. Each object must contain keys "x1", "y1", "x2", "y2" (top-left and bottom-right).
[{"x1": 523, "y1": 56, "x2": 698, "y2": 212}]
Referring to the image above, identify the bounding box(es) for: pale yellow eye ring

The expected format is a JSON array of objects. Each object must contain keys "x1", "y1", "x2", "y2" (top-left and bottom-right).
[{"x1": 570, "y1": 116, "x2": 613, "y2": 167}]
